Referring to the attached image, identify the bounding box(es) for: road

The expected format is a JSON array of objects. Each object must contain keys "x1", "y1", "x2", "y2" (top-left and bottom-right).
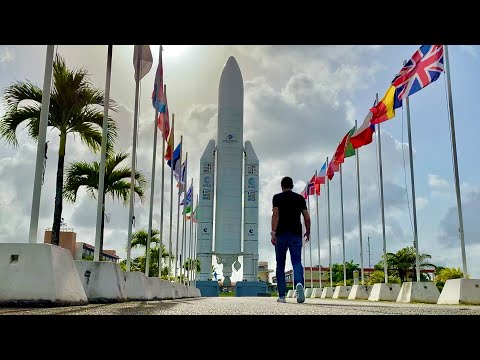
[{"x1": 1, "y1": 296, "x2": 479, "y2": 315}]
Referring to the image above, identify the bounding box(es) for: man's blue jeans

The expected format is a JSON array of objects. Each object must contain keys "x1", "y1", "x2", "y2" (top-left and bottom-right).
[{"x1": 275, "y1": 231, "x2": 304, "y2": 298}]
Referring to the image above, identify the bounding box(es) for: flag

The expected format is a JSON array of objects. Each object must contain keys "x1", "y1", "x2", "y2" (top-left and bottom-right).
[
  {"x1": 300, "y1": 184, "x2": 308, "y2": 199},
  {"x1": 327, "y1": 156, "x2": 339, "y2": 180},
  {"x1": 392, "y1": 45, "x2": 444, "y2": 100},
  {"x1": 177, "y1": 159, "x2": 187, "y2": 192},
  {"x1": 349, "y1": 100, "x2": 377, "y2": 149},
  {"x1": 157, "y1": 91, "x2": 170, "y2": 141},
  {"x1": 334, "y1": 125, "x2": 356, "y2": 165},
  {"x1": 152, "y1": 46, "x2": 167, "y2": 113},
  {"x1": 192, "y1": 204, "x2": 200, "y2": 223},
  {"x1": 344, "y1": 126, "x2": 356, "y2": 158},
  {"x1": 370, "y1": 85, "x2": 402, "y2": 125},
  {"x1": 307, "y1": 175, "x2": 320, "y2": 196},
  {"x1": 316, "y1": 162, "x2": 327, "y2": 185},
  {"x1": 133, "y1": 45, "x2": 153, "y2": 81},
  {"x1": 173, "y1": 159, "x2": 184, "y2": 186},
  {"x1": 167, "y1": 141, "x2": 182, "y2": 169},
  {"x1": 164, "y1": 130, "x2": 174, "y2": 161},
  {"x1": 182, "y1": 185, "x2": 193, "y2": 214}
]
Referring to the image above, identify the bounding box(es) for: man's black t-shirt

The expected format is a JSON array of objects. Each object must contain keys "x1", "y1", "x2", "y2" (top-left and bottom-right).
[{"x1": 272, "y1": 190, "x2": 307, "y2": 236}]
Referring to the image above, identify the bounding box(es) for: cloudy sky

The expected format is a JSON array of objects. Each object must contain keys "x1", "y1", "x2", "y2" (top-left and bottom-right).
[{"x1": 1, "y1": 45, "x2": 479, "y2": 282}]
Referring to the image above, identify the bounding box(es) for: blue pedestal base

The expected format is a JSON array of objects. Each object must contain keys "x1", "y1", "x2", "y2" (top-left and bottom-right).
[
  {"x1": 235, "y1": 281, "x2": 268, "y2": 297},
  {"x1": 196, "y1": 281, "x2": 219, "y2": 297}
]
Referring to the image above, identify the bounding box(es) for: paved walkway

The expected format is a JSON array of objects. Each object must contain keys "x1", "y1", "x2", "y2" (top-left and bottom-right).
[{"x1": 1, "y1": 297, "x2": 479, "y2": 315}]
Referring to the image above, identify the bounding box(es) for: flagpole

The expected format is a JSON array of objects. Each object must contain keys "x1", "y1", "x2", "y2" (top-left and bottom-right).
[
  {"x1": 158, "y1": 84, "x2": 167, "y2": 279},
  {"x1": 126, "y1": 48, "x2": 142, "y2": 272},
  {"x1": 194, "y1": 193, "x2": 199, "y2": 286},
  {"x1": 146, "y1": 52, "x2": 163, "y2": 275},
  {"x1": 353, "y1": 120, "x2": 365, "y2": 285},
  {"x1": 93, "y1": 45, "x2": 113, "y2": 261},
  {"x1": 326, "y1": 157, "x2": 333, "y2": 287},
  {"x1": 188, "y1": 189, "x2": 192, "y2": 284},
  {"x1": 376, "y1": 93, "x2": 388, "y2": 283},
  {"x1": 174, "y1": 136, "x2": 183, "y2": 281},
  {"x1": 340, "y1": 163, "x2": 346, "y2": 286},
  {"x1": 189, "y1": 185, "x2": 195, "y2": 284},
  {"x1": 168, "y1": 115, "x2": 175, "y2": 280},
  {"x1": 444, "y1": 45, "x2": 467, "y2": 277},
  {"x1": 405, "y1": 95, "x2": 421, "y2": 282},
  {"x1": 314, "y1": 170, "x2": 322, "y2": 290},
  {"x1": 307, "y1": 194, "x2": 313, "y2": 288},
  {"x1": 29, "y1": 45, "x2": 55, "y2": 244},
  {"x1": 180, "y1": 154, "x2": 189, "y2": 284}
]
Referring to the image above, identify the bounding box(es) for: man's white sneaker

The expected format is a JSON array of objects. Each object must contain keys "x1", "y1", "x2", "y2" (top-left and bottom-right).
[{"x1": 296, "y1": 283, "x2": 305, "y2": 303}]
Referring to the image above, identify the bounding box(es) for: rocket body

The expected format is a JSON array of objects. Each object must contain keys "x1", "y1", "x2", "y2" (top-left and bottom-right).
[{"x1": 214, "y1": 57, "x2": 244, "y2": 256}]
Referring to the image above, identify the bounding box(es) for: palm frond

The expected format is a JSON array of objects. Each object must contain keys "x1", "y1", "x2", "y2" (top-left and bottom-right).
[
  {"x1": 2, "y1": 81, "x2": 43, "y2": 112},
  {"x1": 63, "y1": 160, "x2": 99, "y2": 202},
  {"x1": 0, "y1": 105, "x2": 41, "y2": 146}
]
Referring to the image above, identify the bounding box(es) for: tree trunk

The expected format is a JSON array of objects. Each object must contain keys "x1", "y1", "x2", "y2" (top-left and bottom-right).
[{"x1": 51, "y1": 132, "x2": 66, "y2": 246}]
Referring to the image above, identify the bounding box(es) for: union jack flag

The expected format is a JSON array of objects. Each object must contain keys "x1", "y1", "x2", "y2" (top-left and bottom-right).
[{"x1": 392, "y1": 45, "x2": 444, "y2": 100}]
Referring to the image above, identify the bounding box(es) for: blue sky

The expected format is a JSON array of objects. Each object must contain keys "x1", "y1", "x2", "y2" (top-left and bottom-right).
[{"x1": 0, "y1": 45, "x2": 479, "y2": 281}]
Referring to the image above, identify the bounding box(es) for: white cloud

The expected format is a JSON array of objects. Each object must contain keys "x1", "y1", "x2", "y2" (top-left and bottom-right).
[
  {"x1": 0, "y1": 47, "x2": 15, "y2": 63},
  {"x1": 428, "y1": 174, "x2": 449, "y2": 189},
  {"x1": 416, "y1": 197, "x2": 428, "y2": 210}
]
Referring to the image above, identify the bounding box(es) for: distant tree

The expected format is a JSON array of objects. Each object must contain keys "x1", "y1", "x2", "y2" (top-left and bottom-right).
[
  {"x1": 367, "y1": 270, "x2": 401, "y2": 285},
  {"x1": 435, "y1": 267, "x2": 465, "y2": 283},
  {"x1": 374, "y1": 246, "x2": 435, "y2": 282}
]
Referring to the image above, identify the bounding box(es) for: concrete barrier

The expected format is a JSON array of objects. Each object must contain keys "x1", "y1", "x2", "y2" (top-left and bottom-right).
[
  {"x1": 287, "y1": 290, "x2": 296, "y2": 298},
  {"x1": 75, "y1": 260, "x2": 127, "y2": 303},
  {"x1": 310, "y1": 288, "x2": 323, "y2": 298},
  {"x1": 147, "y1": 277, "x2": 163, "y2": 299},
  {"x1": 321, "y1": 287, "x2": 335, "y2": 298},
  {"x1": 124, "y1": 271, "x2": 151, "y2": 301},
  {"x1": 0, "y1": 243, "x2": 88, "y2": 307},
  {"x1": 332, "y1": 286, "x2": 352, "y2": 299},
  {"x1": 368, "y1": 283, "x2": 401, "y2": 302},
  {"x1": 160, "y1": 280, "x2": 174, "y2": 299},
  {"x1": 396, "y1": 281, "x2": 440, "y2": 304},
  {"x1": 437, "y1": 278, "x2": 480, "y2": 305},
  {"x1": 348, "y1": 285, "x2": 369, "y2": 300},
  {"x1": 304, "y1": 288, "x2": 314, "y2": 298}
]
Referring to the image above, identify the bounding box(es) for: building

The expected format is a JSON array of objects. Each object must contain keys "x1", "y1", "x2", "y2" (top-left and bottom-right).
[{"x1": 44, "y1": 228, "x2": 119, "y2": 263}]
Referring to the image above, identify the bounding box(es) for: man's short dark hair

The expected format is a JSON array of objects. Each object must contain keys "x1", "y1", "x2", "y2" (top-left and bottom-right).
[{"x1": 281, "y1": 176, "x2": 294, "y2": 189}]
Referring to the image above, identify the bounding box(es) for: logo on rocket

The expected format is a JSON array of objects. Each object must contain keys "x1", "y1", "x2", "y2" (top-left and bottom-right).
[
  {"x1": 223, "y1": 134, "x2": 238, "y2": 144},
  {"x1": 248, "y1": 177, "x2": 256, "y2": 188}
]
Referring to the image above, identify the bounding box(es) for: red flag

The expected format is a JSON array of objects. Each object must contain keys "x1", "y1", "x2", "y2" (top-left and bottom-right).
[
  {"x1": 333, "y1": 132, "x2": 350, "y2": 165},
  {"x1": 164, "y1": 130, "x2": 174, "y2": 161},
  {"x1": 327, "y1": 157, "x2": 339, "y2": 180},
  {"x1": 350, "y1": 102, "x2": 376, "y2": 149}
]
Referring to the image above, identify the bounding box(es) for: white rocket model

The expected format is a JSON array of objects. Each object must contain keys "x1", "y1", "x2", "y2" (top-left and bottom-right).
[{"x1": 197, "y1": 56, "x2": 259, "y2": 286}]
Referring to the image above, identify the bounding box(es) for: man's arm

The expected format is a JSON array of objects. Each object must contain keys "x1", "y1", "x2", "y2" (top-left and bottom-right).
[
  {"x1": 302, "y1": 195, "x2": 311, "y2": 242},
  {"x1": 271, "y1": 195, "x2": 279, "y2": 246},
  {"x1": 302, "y1": 209, "x2": 311, "y2": 236},
  {"x1": 272, "y1": 207, "x2": 279, "y2": 234}
]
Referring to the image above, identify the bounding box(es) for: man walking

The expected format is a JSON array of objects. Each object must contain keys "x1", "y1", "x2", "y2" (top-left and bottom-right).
[{"x1": 271, "y1": 176, "x2": 311, "y2": 303}]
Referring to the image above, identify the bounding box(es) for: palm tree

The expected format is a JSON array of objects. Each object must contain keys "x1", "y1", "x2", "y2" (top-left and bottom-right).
[
  {"x1": 63, "y1": 151, "x2": 146, "y2": 256},
  {"x1": 375, "y1": 246, "x2": 436, "y2": 282},
  {"x1": 435, "y1": 267, "x2": 465, "y2": 283},
  {"x1": 0, "y1": 54, "x2": 117, "y2": 245},
  {"x1": 183, "y1": 258, "x2": 201, "y2": 279},
  {"x1": 129, "y1": 229, "x2": 172, "y2": 277}
]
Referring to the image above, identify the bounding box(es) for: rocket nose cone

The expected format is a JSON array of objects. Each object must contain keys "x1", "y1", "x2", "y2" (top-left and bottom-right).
[{"x1": 220, "y1": 56, "x2": 243, "y2": 83}]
